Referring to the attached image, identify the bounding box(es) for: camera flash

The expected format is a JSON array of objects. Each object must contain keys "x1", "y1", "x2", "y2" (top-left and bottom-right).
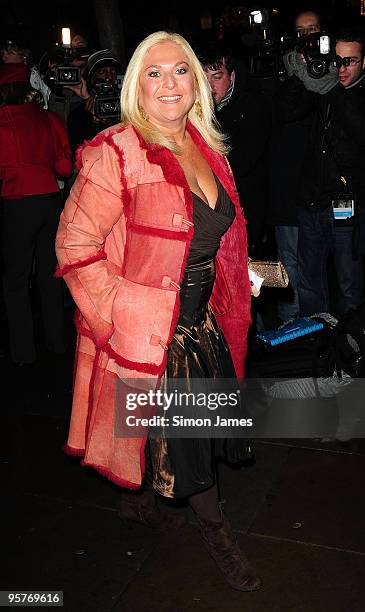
[
  {"x1": 62, "y1": 28, "x2": 71, "y2": 47},
  {"x1": 319, "y1": 35, "x2": 330, "y2": 55},
  {"x1": 250, "y1": 10, "x2": 263, "y2": 24}
]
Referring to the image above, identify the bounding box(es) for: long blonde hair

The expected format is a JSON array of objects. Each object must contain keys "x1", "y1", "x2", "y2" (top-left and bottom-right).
[{"x1": 121, "y1": 31, "x2": 229, "y2": 155}]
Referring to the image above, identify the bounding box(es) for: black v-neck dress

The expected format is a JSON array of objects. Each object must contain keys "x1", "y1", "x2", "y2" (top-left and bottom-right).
[{"x1": 149, "y1": 175, "x2": 250, "y2": 498}]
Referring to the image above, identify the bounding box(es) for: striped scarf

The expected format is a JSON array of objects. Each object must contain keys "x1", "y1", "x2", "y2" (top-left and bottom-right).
[{"x1": 216, "y1": 78, "x2": 235, "y2": 111}]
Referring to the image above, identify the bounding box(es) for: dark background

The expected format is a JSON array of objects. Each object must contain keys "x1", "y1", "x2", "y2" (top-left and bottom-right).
[{"x1": 1, "y1": 0, "x2": 364, "y2": 65}]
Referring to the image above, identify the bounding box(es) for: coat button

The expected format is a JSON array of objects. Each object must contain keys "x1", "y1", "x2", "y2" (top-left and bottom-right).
[
  {"x1": 172, "y1": 213, "x2": 183, "y2": 226},
  {"x1": 149, "y1": 334, "x2": 161, "y2": 346},
  {"x1": 162, "y1": 276, "x2": 171, "y2": 288}
]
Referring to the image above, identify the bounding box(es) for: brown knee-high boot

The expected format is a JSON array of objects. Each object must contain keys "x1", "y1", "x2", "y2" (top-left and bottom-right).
[
  {"x1": 197, "y1": 511, "x2": 262, "y2": 592},
  {"x1": 118, "y1": 478, "x2": 187, "y2": 529}
]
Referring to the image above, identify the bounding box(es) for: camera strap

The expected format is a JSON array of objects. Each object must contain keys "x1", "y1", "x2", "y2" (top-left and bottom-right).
[{"x1": 320, "y1": 101, "x2": 332, "y2": 141}]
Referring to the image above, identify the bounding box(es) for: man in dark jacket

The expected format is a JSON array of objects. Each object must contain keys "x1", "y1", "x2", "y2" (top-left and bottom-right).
[
  {"x1": 269, "y1": 9, "x2": 322, "y2": 321},
  {"x1": 201, "y1": 46, "x2": 271, "y2": 251},
  {"x1": 288, "y1": 29, "x2": 365, "y2": 316}
]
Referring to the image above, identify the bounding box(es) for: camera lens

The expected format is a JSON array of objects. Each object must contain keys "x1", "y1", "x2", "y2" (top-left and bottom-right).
[
  {"x1": 61, "y1": 70, "x2": 73, "y2": 81},
  {"x1": 101, "y1": 101, "x2": 118, "y2": 113},
  {"x1": 308, "y1": 59, "x2": 327, "y2": 79},
  {"x1": 95, "y1": 96, "x2": 120, "y2": 119},
  {"x1": 56, "y1": 66, "x2": 81, "y2": 85}
]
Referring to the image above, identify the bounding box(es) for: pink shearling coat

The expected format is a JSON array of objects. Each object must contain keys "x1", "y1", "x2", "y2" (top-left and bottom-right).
[{"x1": 56, "y1": 121, "x2": 251, "y2": 489}]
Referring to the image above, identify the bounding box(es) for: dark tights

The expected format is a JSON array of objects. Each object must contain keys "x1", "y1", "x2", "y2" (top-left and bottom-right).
[
  {"x1": 144, "y1": 443, "x2": 221, "y2": 522},
  {"x1": 188, "y1": 482, "x2": 221, "y2": 522}
]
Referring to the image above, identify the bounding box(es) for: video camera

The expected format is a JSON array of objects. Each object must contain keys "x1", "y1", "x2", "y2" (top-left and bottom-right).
[
  {"x1": 43, "y1": 28, "x2": 91, "y2": 89},
  {"x1": 84, "y1": 50, "x2": 123, "y2": 121},
  {"x1": 247, "y1": 21, "x2": 336, "y2": 82},
  {"x1": 255, "y1": 31, "x2": 336, "y2": 81},
  {"x1": 44, "y1": 47, "x2": 91, "y2": 87},
  {"x1": 92, "y1": 76, "x2": 123, "y2": 120}
]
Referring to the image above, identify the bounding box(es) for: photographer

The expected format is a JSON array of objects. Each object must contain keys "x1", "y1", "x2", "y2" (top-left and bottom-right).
[
  {"x1": 47, "y1": 33, "x2": 91, "y2": 121},
  {"x1": 0, "y1": 63, "x2": 72, "y2": 364},
  {"x1": 294, "y1": 8, "x2": 321, "y2": 37},
  {"x1": 286, "y1": 28, "x2": 365, "y2": 316},
  {"x1": 268, "y1": 8, "x2": 322, "y2": 322},
  {"x1": 200, "y1": 43, "x2": 271, "y2": 252},
  {"x1": 67, "y1": 49, "x2": 122, "y2": 155}
]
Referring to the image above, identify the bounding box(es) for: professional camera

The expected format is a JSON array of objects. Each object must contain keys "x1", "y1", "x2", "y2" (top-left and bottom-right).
[
  {"x1": 52, "y1": 62, "x2": 80, "y2": 87},
  {"x1": 44, "y1": 46, "x2": 91, "y2": 87},
  {"x1": 92, "y1": 76, "x2": 123, "y2": 120},
  {"x1": 42, "y1": 28, "x2": 91, "y2": 89},
  {"x1": 246, "y1": 31, "x2": 298, "y2": 80},
  {"x1": 296, "y1": 32, "x2": 336, "y2": 79},
  {"x1": 83, "y1": 50, "x2": 123, "y2": 121}
]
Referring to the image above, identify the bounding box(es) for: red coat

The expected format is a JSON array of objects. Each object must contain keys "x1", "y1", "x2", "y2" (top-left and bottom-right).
[
  {"x1": 56, "y1": 122, "x2": 252, "y2": 489},
  {"x1": 0, "y1": 102, "x2": 72, "y2": 198}
]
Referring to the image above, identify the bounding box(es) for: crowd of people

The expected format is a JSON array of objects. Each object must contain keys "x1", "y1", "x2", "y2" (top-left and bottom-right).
[
  {"x1": 0, "y1": 33, "x2": 123, "y2": 362},
  {"x1": 1, "y1": 5, "x2": 365, "y2": 593}
]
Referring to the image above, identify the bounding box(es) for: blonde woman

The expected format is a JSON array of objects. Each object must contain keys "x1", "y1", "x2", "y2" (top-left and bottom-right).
[{"x1": 56, "y1": 31, "x2": 260, "y2": 592}]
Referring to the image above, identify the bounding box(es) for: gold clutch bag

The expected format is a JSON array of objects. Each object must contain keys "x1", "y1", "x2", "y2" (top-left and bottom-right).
[{"x1": 248, "y1": 258, "x2": 289, "y2": 288}]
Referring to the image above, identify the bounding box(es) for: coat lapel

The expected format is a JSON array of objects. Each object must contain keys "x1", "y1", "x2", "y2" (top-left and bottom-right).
[
  {"x1": 132, "y1": 126, "x2": 194, "y2": 223},
  {"x1": 132, "y1": 122, "x2": 242, "y2": 225}
]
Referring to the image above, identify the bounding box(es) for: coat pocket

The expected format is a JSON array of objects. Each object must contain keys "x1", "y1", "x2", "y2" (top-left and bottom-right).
[{"x1": 110, "y1": 277, "x2": 177, "y2": 369}]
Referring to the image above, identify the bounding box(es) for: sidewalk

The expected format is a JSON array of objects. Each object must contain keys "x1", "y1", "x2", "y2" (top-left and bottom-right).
[{"x1": 2, "y1": 345, "x2": 365, "y2": 612}]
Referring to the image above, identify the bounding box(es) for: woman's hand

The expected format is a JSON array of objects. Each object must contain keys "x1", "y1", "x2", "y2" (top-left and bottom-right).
[{"x1": 250, "y1": 281, "x2": 260, "y2": 298}]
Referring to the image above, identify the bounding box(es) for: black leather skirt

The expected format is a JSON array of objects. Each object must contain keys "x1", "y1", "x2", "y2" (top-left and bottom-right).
[{"x1": 149, "y1": 259, "x2": 251, "y2": 499}]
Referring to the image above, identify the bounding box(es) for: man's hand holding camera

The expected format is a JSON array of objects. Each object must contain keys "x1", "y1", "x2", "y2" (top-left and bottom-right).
[
  {"x1": 63, "y1": 76, "x2": 90, "y2": 99},
  {"x1": 284, "y1": 50, "x2": 339, "y2": 94}
]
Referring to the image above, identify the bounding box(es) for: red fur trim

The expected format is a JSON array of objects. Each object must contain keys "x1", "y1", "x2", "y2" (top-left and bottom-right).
[
  {"x1": 127, "y1": 220, "x2": 191, "y2": 242},
  {"x1": 85, "y1": 348, "x2": 101, "y2": 441},
  {"x1": 73, "y1": 310, "x2": 113, "y2": 348},
  {"x1": 80, "y1": 460, "x2": 141, "y2": 490},
  {"x1": 75, "y1": 144, "x2": 86, "y2": 171},
  {"x1": 120, "y1": 218, "x2": 130, "y2": 278},
  {"x1": 147, "y1": 146, "x2": 187, "y2": 188},
  {"x1": 75, "y1": 134, "x2": 106, "y2": 170},
  {"x1": 74, "y1": 310, "x2": 94, "y2": 341},
  {"x1": 103, "y1": 343, "x2": 167, "y2": 376},
  {"x1": 95, "y1": 327, "x2": 114, "y2": 348},
  {"x1": 132, "y1": 127, "x2": 188, "y2": 190},
  {"x1": 75, "y1": 311, "x2": 166, "y2": 375},
  {"x1": 55, "y1": 250, "x2": 107, "y2": 277},
  {"x1": 75, "y1": 125, "x2": 127, "y2": 170},
  {"x1": 64, "y1": 444, "x2": 85, "y2": 457},
  {"x1": 105, "y1": 133, "x2": 132, "y2": 219},
  {"x1": 178, "y1": 185, "x2": 194, "y2": 281}
]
